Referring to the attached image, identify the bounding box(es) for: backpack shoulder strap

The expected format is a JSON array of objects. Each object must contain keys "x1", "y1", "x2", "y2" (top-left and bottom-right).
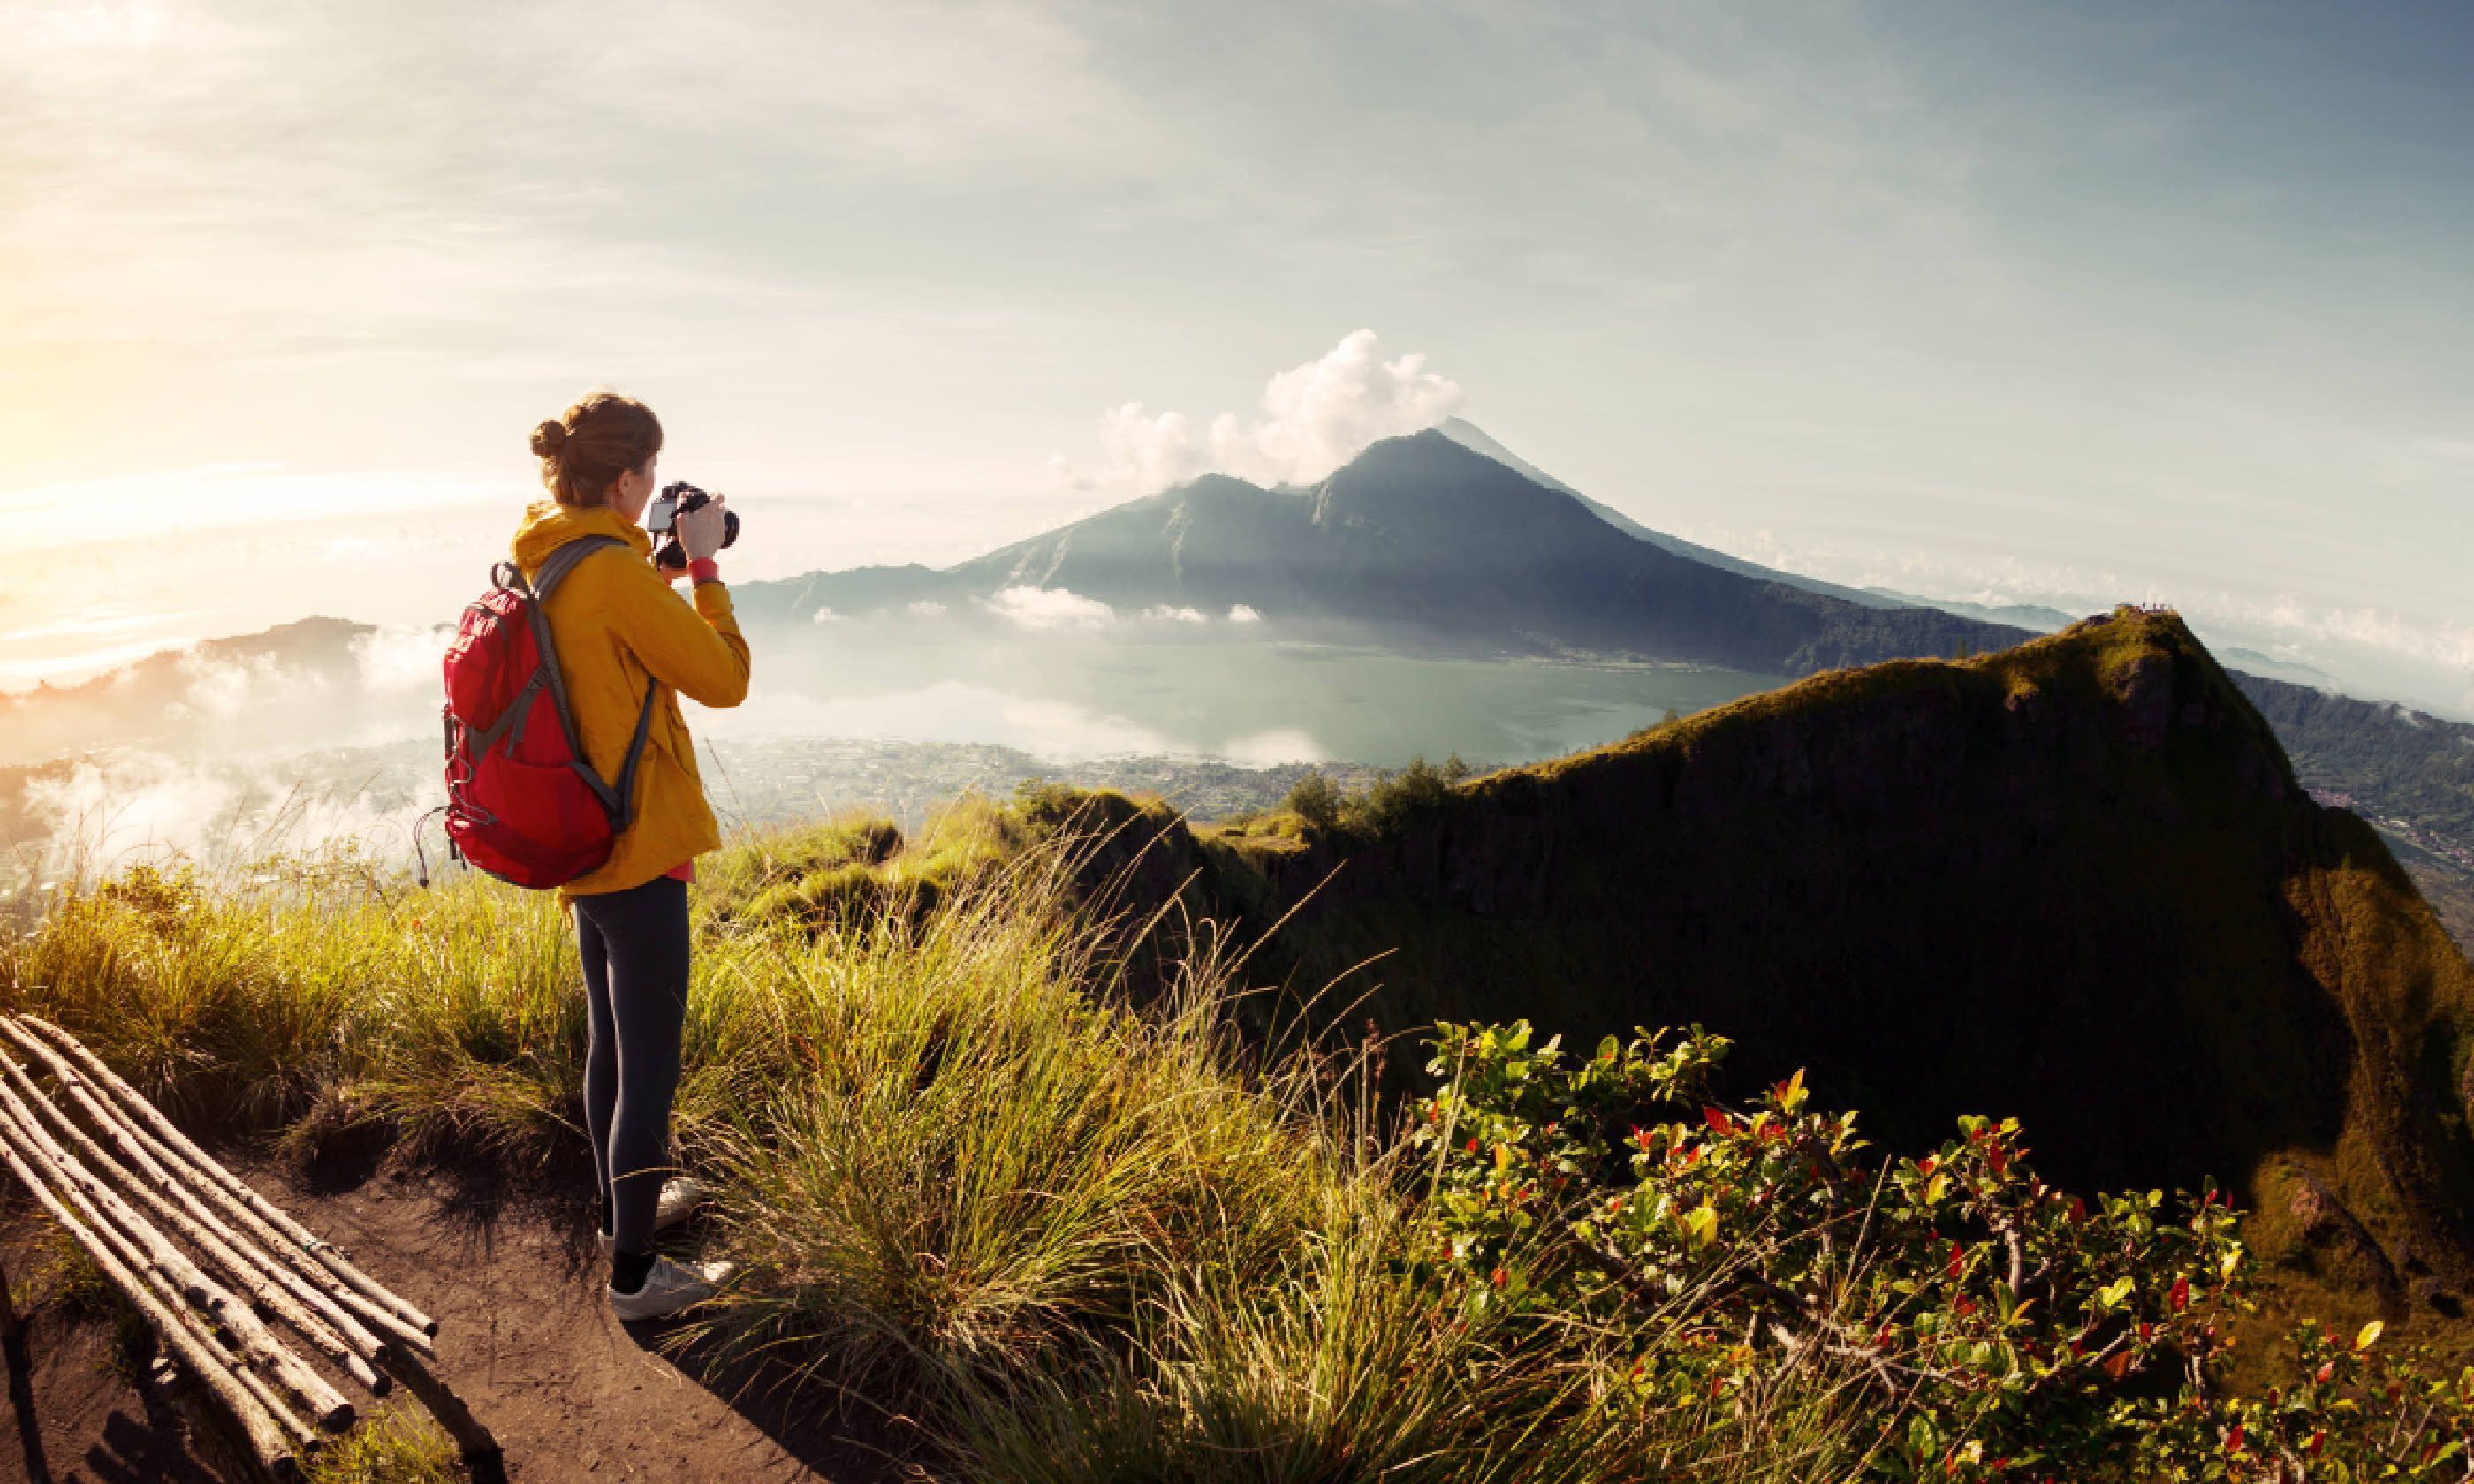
[
  {"x1": 514, "y1": 534, "x2": 664, "y2": 833},
  {"x1": 532, "y1": 534, "x2": 629, "y2": 602}
]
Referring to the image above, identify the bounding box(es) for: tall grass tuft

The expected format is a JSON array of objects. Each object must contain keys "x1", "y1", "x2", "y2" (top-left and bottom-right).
[{"x1": 2, "y1": 795, "x2": 1925, "y2": 1479}]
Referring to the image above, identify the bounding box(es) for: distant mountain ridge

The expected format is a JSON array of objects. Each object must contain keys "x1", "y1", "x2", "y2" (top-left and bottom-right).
[{"x1": 738, "y1": 428, "x2": 2028, "y2": 675}]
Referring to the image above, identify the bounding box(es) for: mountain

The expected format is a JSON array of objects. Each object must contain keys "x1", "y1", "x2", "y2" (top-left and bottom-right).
[
  {"x1": 2237, "y1": 673, "x2": 2474, "y2": 874},
  {"x1": 1434, "y1": 418, "x2": 1907, "y2": 610},
  {"x1": 0, "y1": 615, "x2": 378, "y2": 765},
  {"x1": 1095, "y1": 609, "x2": 2474, "y2": 1311},
  {"x1": 739, "y1": 428, "x2": 2030, "y2": 675},
  {"x1": 1862, "y1": 587, "x2": 2082, "y2": 632}
]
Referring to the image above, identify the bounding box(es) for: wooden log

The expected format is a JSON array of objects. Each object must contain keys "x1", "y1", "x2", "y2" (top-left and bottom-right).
[
  {"x1": 14, "y1": 1015, "x2": 437, "y2": 1338},
  {"x1": 0, "y1": 1086, "x2": 354, "y2": 1433},
  {"x1": 0, "y1": 1114, "x2": 298, "y2": 1480},
  {"x1": 230, "y1": 1355, "x2": 323, "y2": 1456},
  {"x1": 0, "y1": 1018, "x2": 434, "y2": 1359},
  {"x1": 0, "y1": 1047, "x2": 392, "y2": 1395}
]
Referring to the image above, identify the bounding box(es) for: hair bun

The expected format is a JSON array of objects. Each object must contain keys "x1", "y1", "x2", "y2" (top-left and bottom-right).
[{"x1": 529, "y1": 420, "x2": 569, "y2": 458}]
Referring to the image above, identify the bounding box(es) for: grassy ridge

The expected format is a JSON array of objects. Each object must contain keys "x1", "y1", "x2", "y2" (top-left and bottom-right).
[
  {"x1": 1160, "y1": 612, "x2": 2474, "y2": 1319},
  {"x1": 11, "y1": 611, "x2": 2474, "y2": 1479},
  {"x1": 1, "y1": 802, "x2": 1861, "y2": 1481}
]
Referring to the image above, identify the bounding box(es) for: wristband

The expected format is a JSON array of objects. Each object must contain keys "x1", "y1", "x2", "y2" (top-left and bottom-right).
[{"x1": 687, "y1": 556, "x2": 720, "y2": 584}]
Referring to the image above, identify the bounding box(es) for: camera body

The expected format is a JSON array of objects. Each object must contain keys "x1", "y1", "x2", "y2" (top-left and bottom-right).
[{"x1": 648, "y1": 481, "x2": 741, "y2": 570}]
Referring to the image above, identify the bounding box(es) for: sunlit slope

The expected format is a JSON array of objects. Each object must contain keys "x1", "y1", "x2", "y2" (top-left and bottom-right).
[{"x1": 1153, "y1": 608, "x2": 2474, "y2": 1291}]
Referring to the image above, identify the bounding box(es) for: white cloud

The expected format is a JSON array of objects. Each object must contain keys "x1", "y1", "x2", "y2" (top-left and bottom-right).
[
  {"x1": 976, "y1": 585, "x2": 1114, "y2": 631},
  {"x1": 19, "y1": 749, "x2": 438, "y2": 886},
  {"x1": 1084, "y1": 330, "x2": 1465, "y2": 493},
  {"x1": 1226, "y1": 603, "x2": 1262, "y2": 623},
  {"x1": 906, "y1": 599, "x2": 949, "y2": 617},
  {"x1": 350, "y1": 625, "x2": 449, "y2": 694},
  {"x1": 1142, "y1": 603, "x2": 1208, "y2": 623},
  {"x1": 172, "y1": 650, "x2": 294, "y2": 719},
  {"x1": 1220, "y1": 329, "x2": 1464, "y2": 485},
  {"x1": 811, "y1": 606, "x2": 845, "y2": 624},
  {"x1": 1097, "y1": 405, "x2": 1210, "y2": 492}
]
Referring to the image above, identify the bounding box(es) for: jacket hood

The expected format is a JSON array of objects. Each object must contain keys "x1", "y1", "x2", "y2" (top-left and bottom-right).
[{"x1": 510, "y1": 497, "x2": 654, "y2": 572}]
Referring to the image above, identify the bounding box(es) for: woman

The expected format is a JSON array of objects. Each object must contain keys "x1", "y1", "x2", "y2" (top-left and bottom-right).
[{"x1": 514, "y1": 390, "x2": 750, "y2": 1320}]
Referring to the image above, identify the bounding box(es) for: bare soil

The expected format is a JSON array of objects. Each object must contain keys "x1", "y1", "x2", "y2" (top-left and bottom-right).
[{"x1": 0, "y1": 1156, "x2": 928, "y2": 1484}]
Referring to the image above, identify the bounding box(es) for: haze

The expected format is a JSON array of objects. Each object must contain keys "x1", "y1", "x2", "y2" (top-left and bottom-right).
[{"x1": 3, "y1": 1, "x2": 2470, "y2": 716}]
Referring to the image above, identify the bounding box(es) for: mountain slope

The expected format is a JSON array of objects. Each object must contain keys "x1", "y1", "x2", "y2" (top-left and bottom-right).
[
  {"x1": 739, "y1": 429, "x2": 2029, "y2": 674},
  {"x1": 1435, "y1": 417, "x2": 1906, "y2": 610},
  {"x1": 1136, "y1": 609, "x2": 2474, "y2": 1299}
]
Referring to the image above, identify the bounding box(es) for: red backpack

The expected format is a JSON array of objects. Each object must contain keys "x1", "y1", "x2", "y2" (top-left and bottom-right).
[{"x1": 438, "y1": 536, "x2": 658, "y2": 889}]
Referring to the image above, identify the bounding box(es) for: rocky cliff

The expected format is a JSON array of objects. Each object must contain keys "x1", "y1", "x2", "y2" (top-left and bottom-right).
[{"x1": 1067, "y1": 609, "x2": 2474, "y2": 1310}]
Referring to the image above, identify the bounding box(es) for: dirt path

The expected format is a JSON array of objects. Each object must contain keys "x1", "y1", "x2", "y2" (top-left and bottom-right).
[{"x1": 2, "y1": 1162, "x2": 926, "y2": 1483}]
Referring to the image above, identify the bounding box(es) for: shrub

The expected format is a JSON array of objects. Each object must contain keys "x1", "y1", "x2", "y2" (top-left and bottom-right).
[
  {"x1": 1282, "y1": 770, "x2": 1345, "y2": 832},
  {"x1": 1413, "y1": 1018, "x2": 2474, "y2": 1482}
]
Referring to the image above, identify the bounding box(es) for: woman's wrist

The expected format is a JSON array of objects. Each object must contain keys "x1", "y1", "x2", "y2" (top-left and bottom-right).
[{"x1": 687, "y1": 556, "x2": 720, "y2": 585}]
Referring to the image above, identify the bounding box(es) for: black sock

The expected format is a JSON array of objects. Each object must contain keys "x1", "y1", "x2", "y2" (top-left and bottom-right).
[{"x1": 611, "y1": 1248, "x2": 655, "y2": 1295}]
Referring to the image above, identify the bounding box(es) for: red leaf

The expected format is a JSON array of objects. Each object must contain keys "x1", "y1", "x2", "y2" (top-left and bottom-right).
[
  {"x1": 2225, "y1": 1423, "x2": 2244, "y2": 1455},
  {"x1": 2169, "y1": 1276, "x2": 2189, "y2": 1314},
  {"x1": 1703, "y1": 1105, "x2": 1732, "y2": 1134}
]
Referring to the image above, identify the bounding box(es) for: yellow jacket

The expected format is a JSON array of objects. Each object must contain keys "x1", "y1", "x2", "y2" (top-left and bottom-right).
[{"x1": 507, "y1": 498, "x2": 751, "y2": 904}]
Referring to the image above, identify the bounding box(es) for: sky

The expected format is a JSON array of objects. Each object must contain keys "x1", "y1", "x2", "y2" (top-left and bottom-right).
[{"x1": 3, "y1": 0, "x2": 2470, "y2": 713}]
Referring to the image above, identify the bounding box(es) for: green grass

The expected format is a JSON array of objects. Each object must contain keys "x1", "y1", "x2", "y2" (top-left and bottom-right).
[
  {"x1": 0, "y1": 804, "x2": 1921, "y2": 1480},
  {"x1": 27, "y1": 610, "x2": 2415, "y2": 1479},
  {"x1": 299, "y1": 1411, "x2": 464, "y2": 1484}
]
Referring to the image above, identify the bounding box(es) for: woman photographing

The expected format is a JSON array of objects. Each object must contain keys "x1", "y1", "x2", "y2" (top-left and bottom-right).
[{"x1": 512, "y1": 390, "x2": 750, "y2": 1320}]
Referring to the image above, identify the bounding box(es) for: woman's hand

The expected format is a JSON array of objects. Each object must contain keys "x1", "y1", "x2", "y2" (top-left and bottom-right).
[{"x1": 677, "y1": 494, "x2": 729, "y2": 564}]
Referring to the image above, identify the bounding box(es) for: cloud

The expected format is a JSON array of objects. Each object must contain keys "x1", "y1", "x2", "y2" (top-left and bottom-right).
[
  {"x1": 1226, "y1": 329, "x2": 1464, "y2": 485},
  {"x1": 172, "y1": 650, "x2": 297, "y2": 719},
  {"x1": 1710, "y1": 526, "x2": 2474, "y2": 712},
  {"x1": 350, "y1": 625, "x2": 449, "y2": 694},
  {"x1": 17, "y1": 749, "x2": 438, "y2": 886},
  {"x1": 906, "y1": 600, "x2": 949, "y2": 617},
  {"x1": 1226, "y1": 603, "x2": 1262, "y2": 623},
  {"x1": 1081, "y1": 330, "x2": 1465, "y2": 493},
  {"x1": 811, "y1": 606, "x2": 844, "y2": 624},
  {"x1": 976, "y1": 586, "x2": 1114, "y2": 631},
  {"x1": 1142, "y1": 603, "x2": 1208, "y2": 623}
]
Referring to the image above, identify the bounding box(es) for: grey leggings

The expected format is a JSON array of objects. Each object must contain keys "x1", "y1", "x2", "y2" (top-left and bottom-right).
[{"x1": 573, "y1": 874, "x2": 691, "y2": 1256}]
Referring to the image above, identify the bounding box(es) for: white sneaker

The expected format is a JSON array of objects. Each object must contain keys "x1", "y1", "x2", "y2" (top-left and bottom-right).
[
  {"x1": 595, "y1": 1176, "x2": 711, "y2": 1257},
  {"x1": 607, "y1": 1255, "x2": 735, "y2": 1321}
]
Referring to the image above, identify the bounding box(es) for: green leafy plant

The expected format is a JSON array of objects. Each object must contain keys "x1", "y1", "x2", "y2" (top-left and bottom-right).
[{"x1": 1411, "y1": 1019, "x2": 2474, "y2": 1482}]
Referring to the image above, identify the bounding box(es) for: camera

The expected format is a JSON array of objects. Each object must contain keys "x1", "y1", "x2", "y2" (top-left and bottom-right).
[{"x1": 648, "y1": 481, "x2": 741, "y2": 570}]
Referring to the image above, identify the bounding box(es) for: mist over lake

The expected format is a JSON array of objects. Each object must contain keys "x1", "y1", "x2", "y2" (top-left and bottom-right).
[
  {"x1": 0, "y1": 617, "x2": 1782, "y2": 897},
  {"x1": 735, "y1": 626, "x2": 1780, "y2": 768}
]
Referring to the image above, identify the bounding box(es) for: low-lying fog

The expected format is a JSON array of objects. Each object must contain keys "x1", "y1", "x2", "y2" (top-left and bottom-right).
[{"x1": 0, "y1": 610, "x2": 1781, "y2": 897}]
